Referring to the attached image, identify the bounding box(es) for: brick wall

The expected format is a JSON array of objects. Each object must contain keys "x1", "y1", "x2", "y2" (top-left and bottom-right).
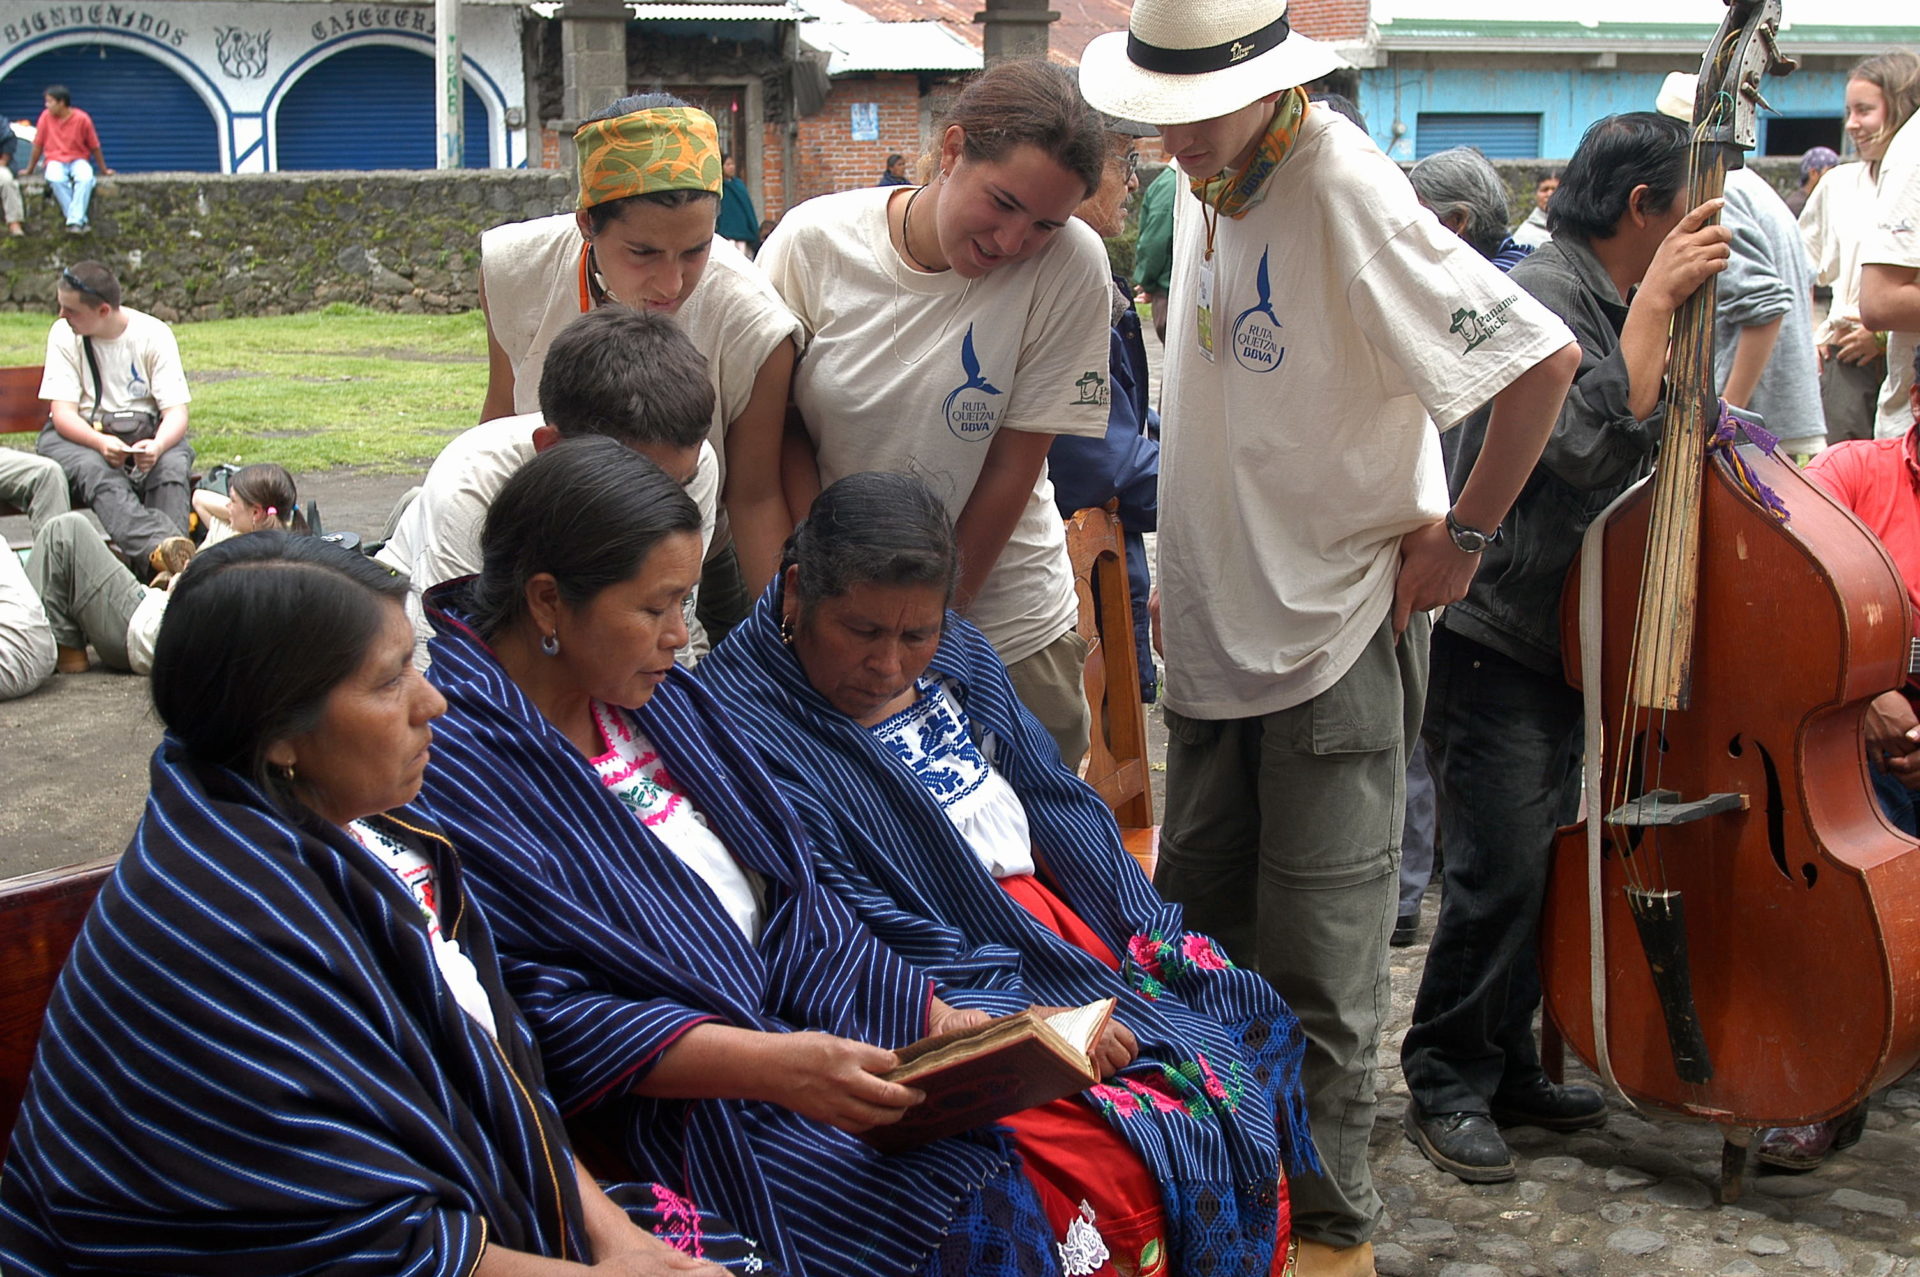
[
  {"x1": 1287, "y1": 0, "x2": 1370, "y2": 42},
  {"x1": 789, "y1": 75, "x2": 926, "y2": 210},
  {"x1": 760, "y1": 120, "x2": 788, "y2": 220}
]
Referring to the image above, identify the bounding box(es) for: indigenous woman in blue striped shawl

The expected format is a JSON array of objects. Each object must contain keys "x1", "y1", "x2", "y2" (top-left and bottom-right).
[
  {"x1": 701, "y1": 473, "x2": 1320, "y2": 1277},
  {"x1": 0, "y1": 533, "x2": 753, "y2": 1277},
  {"x1": 417, "y1": 438, "x2": 1075, "y2": 1277}
]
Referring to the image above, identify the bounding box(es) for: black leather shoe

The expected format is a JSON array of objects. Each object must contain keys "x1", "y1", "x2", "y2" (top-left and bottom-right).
[
  {"x1": 1390, "y1": 913, "x2": 1419, "y2": 947},
  {"x1": 1489, "y1": 1075, "x2": 1610, "y2": 1132},
  {"x1": 1403, "y1": 1104, "x2": 1516, "y2": 1183}
]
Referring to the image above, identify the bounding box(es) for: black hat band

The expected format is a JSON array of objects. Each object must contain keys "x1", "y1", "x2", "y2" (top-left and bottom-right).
[{"x1": 1126, "y1": 11, "x2": 1292, "y2": 76}]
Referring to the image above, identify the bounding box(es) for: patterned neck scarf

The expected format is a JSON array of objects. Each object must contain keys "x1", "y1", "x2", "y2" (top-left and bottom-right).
[
  {"x1": 1191, "y1": 87, "x2": 1309, "y2": 221},
  {"x1": 573, "y1": 106, "x2": 722, "y2": 210}
]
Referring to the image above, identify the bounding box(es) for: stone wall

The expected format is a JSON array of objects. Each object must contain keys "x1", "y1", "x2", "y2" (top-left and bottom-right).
[
  {"x1": 0, "y1": 158, "x2": 1812, "y2": 321},
  {"x1": 0, "y1": 171, "x2": 575, "y2": 321}
]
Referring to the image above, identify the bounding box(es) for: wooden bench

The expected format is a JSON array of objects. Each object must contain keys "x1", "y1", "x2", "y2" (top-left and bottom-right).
[
  {"x1": 0, "y1": 856, "x2": 115, "y2": 1155},
  {"x1": 0, "y1": 363, "x2": 49, "y2": 521},
  {"x1": 1065, "y1": 502, "x2": 1158, "y2": 879}
]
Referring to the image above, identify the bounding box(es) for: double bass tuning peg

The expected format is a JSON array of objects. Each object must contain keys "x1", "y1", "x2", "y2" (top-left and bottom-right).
[
  {"x1": 1759, "y1": 24, "x2": 1797, "y2": 77},
  {"x1": 1740, "y1": 81, "x2": 1778, "y2": 116}
]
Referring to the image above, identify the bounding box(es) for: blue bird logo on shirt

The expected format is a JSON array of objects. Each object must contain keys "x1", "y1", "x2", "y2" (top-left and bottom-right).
[
  {"x1": 1230, "y1": 248, "x2": 1286, "y2": 374},
  {"x1": 943, "y1": 325, "x2": 1002, "y2": 442}
]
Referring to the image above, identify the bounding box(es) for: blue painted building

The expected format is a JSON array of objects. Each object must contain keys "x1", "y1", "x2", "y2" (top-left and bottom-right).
[
  {"x1": 0, "y1": 0, "x2": 531, "y2": 172},
  {"x1": 1326, "y1": 2, "x2": 1920, "y2": 162}
]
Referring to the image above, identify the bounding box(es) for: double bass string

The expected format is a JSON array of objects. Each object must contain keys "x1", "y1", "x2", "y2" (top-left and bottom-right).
[{"x1": 1613, "y1": 72, "x2": 1737, "y2": 900}]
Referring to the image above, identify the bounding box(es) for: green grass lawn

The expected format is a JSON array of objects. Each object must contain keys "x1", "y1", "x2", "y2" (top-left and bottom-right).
[{"x1": 0, "y1": 304, "x2": 489, "y2": 473}]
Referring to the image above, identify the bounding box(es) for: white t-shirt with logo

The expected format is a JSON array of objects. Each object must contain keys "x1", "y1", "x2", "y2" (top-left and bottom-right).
[
  {"x1": 1867, "y1": 117, "x2": 1920, "y2": 438},
  {"x1": 376, "y1": 412, "x2": 719, "y2": 664},
  {"x1": 41, "y1": 307, "x2": 191, "y2": 417},
  {"x1": 758, "y1": 187, "x2": 1111, "y2": 666},
  {"x1": 1157, "y1": 106, "x2": 1574, "y2": 719}
]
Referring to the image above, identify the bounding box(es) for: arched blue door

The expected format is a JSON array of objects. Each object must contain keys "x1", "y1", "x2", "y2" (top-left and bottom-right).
[
  {"x1": 0, "y1": 42, "x2": 219, "y2": 172},
  {"x1": 276, "y1": 44, "x2": 489, "y2": 170}
]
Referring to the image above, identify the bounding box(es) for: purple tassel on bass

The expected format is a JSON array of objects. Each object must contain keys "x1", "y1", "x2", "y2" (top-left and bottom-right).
[{"x1": 1709, "y1": 400, "x2": 1791, "y2": 524}]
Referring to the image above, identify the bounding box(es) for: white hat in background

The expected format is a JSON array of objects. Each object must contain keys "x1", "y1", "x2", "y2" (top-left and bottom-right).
[
  {"x1": 1655, "y1": 71, "x2": 1699, "y2": 122},
  {"x1": 1079, "y1": 0, "x2": 1342, "y2": 127}
]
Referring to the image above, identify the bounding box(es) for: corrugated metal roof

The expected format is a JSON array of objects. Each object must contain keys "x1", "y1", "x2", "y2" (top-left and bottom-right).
[
  {"x1": 1374, "y1": 0, "x2": 1917, "y2": 22},
  {"x1": 628, "y1": 0, "x2": 800, "y2": 17},
  {"x1": 799, "y1": 19, "x2": 980, "y2": 71},
  {"x1": 1374, "y1": 16, "x2": 1920, "y2": 54},
  {"x1": 790, "y1": 0, "x2": 1134, "y2": 68}
]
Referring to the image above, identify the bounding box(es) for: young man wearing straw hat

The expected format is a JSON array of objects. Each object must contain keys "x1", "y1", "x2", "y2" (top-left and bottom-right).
[{"x1": 1082, "y1": 4, "x2": 1579, "y2": 1271}]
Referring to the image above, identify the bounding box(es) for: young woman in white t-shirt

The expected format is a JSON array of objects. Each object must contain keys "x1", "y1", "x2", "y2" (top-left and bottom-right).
[
  {"x1": 479, "y1": 94, "x2": 801, "y2": 631},
  {"x1": 1804, "y1": 51, "x2": 1920, "y2": 443},
  {"x1": 756, "y1": 59, "x2": 1115, "y2": 767},
  {"x1": 192, "y1": 462, "x2": 309, "y2": 549}
]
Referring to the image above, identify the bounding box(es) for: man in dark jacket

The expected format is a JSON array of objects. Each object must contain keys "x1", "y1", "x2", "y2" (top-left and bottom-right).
[{"x1": 1401, "y1": 112, "x2": 1732, "y2": 1184}]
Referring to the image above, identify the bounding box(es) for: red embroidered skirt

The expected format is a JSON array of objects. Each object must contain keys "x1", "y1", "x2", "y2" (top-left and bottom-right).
[{"x1": 997, "y1": 873, "x2": 1166, "y2": 1276}]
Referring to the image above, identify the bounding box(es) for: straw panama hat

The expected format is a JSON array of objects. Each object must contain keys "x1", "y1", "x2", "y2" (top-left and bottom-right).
[{"x1": 1079, "y1": 0, "x2": 1343, "y2": 128}]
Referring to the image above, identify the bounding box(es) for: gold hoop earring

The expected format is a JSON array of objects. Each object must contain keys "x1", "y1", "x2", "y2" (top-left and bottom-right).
[{"x1": 780, "y1": 615, "x2": 796, "y2": 647}]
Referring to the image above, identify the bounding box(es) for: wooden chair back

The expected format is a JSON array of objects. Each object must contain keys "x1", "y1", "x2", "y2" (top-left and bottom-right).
[
  {"x1": 0, "y1": 856, "x2": 116, "y2": 1154},
  {"x1": 0, "y1": 363, "x2": 51, "y2": 523},
  {"x1": 0, "y1": 364, "x2": 47, "y2": 437},
  {"x1": 1064, "y1": 503, "x2": 1158, "y2": 876}
]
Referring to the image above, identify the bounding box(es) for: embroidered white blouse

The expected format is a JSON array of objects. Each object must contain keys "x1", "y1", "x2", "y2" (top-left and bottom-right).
[
  {"x1": 870, "y1": 677, "x2": 1036, "y2": 879},
  {"x1": 347, "y1": 819, "x2": 500, "y2": 1039},
  {"x1": 591, "y1": 699, "x2": 766, "y2": 941}
]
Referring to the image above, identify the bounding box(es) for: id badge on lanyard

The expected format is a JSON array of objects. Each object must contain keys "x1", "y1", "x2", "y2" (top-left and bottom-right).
[{"x1": 1196, "y1": 254, "x2": 1216, "y2": 362}]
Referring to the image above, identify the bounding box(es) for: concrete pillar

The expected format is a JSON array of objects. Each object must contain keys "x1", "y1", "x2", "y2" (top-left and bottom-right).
[
  {"x1": 973, "y1": 0, "x2": 1058, "y2": 65},
  {"x1": 434, "y1": 0, "x2": 463, "y2": 168},
  {"x1": 559, "y1": 0, "x2": 630, "y2": 122},
  {"x1": 550, "y1": 0, "x2": 628, "y2": 175}
]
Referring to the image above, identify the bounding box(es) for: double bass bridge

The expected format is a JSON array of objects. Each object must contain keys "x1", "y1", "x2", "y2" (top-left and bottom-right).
[{"x1": 1604, "y1": 788, "x2": 1746, "y2": 828}]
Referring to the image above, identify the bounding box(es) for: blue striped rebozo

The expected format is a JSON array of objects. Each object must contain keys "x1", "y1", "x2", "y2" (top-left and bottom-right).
[
  {"x1": 702, "y1": 582, "x2": 1323, "y2": 1277},
  {"x1": 0, "y1": 744, "x2": 590, "y2": 1275},
  {"x1": 418, "y1": 584, "x2": 1060, "y2": 1277}
]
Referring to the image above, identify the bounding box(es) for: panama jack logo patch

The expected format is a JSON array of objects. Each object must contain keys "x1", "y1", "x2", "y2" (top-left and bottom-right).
[
  {"x1": 1450, "y1": 294, "x2": 1519, "y2": 356},
  {"x1": 1230, "y1": 248, "x2": 1286, "y2": 374},
  {"x1": 943, "y1": 325, "x2": 1003, "y2": 441},
  {"x1": 1075, "y1": 370, "x2": 1109, "y2": 405}
]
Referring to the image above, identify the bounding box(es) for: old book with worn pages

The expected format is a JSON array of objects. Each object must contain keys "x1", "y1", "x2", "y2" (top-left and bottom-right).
[{"x1": 861, "y1": 998, "x2": 1118, "y2": 1153}]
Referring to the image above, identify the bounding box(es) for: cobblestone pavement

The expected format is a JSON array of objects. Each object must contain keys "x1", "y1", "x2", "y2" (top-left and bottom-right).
[{"x1": 1370, "y1": 904, "x2": 1920, "y2": 1277}]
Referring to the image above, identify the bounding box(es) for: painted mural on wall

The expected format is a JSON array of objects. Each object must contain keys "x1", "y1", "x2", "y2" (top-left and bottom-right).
[{"x1": 0, "y1": 1, "x2": 526, "y2": 171}]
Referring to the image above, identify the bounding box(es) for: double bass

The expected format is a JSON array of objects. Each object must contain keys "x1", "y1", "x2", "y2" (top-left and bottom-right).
[{"x1": 1538, "y1": 0, "x2": 1920, "y2": 1176}]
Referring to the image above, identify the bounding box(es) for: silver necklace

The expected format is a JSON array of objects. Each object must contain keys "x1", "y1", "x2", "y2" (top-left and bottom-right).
[{"x1": 889, "y1": 183, "x2": 974, "y2": 367}]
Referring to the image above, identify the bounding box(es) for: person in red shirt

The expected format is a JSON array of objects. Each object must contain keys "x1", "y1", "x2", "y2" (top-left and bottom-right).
[
  {"x1": 1804, "y1": 343, "x2": 1920, "y2": 835},
  {"x1": 27, "y1": 85, "x2": 110, "y2": 233},
  {"x1": 1755, "y1": 349, "x2": 1920, "y2": 1174}
]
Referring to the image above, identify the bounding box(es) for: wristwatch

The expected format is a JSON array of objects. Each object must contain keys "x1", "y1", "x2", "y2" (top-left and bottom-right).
[{"x1": 1445, "y1": 509, "x2": 1502, "y2": 554}]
